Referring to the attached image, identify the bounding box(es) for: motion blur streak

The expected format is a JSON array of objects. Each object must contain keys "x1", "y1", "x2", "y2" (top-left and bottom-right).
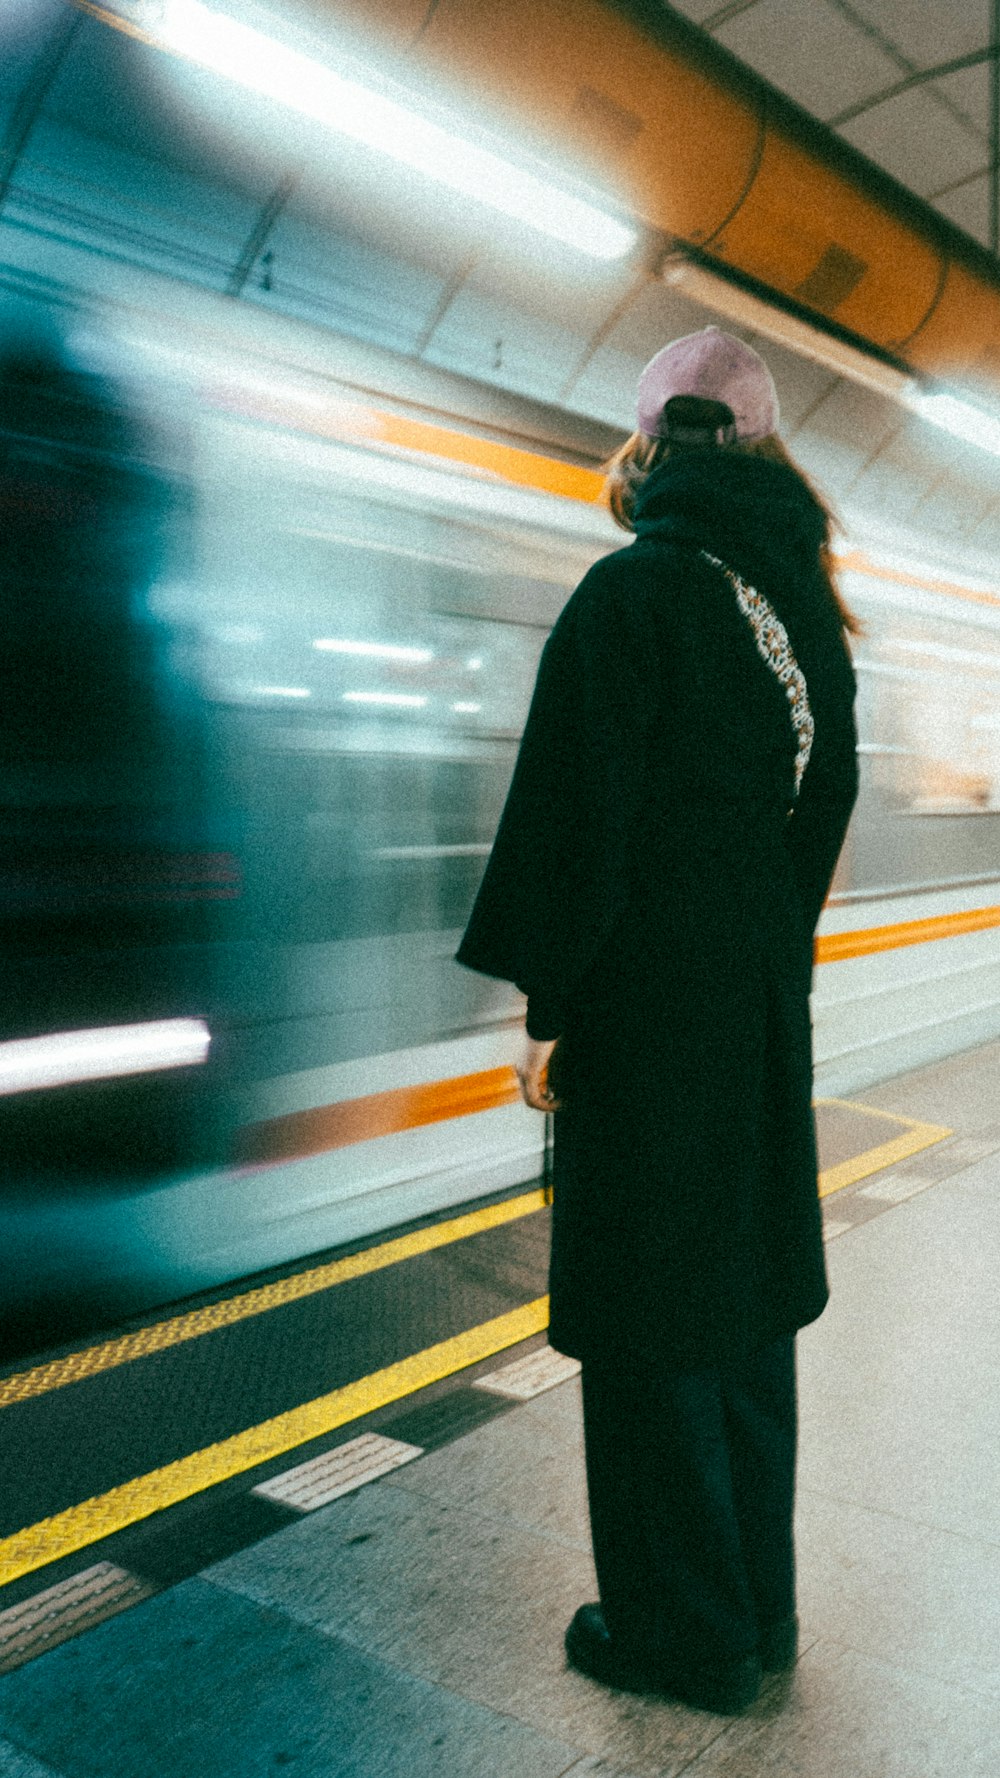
[
  {"x1": 908, "y1": 389, "x2": 1000, "y2": 458},
  {"x1": 86, "y1": 0, "x2": 638, "y2": 258},
  {"x1": 0, "y1": 1021, "x2": 211, "y2": 1097}
]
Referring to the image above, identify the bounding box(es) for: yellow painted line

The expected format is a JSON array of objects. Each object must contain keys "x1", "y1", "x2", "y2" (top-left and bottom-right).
[
  {"x1": 816, "y1": 1098, "x2": 952, "y2": 1198},
  {"x1": 0, "y1": 1298, "x2": 550, "y2": 1588},
  {"x1": 816, "y1": 905, "x2": 1000, "y2": 964},
  {"x1": 0, "y1": 1099, "x2": 955, "y2": 1586},
  {"x1": 0, "y1": 1190, "x2": 547, "y2": 1409}
]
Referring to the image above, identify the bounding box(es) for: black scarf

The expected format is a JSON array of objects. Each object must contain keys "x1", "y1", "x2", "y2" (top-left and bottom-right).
[{"x1": 631, "y1": 449, "x2": 828, "y2": 599}]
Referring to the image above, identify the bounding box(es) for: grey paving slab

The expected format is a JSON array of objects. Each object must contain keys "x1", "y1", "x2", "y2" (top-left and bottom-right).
[
  {"x1": 0, "y1": 1743, "x2": 65, "y2": 1778},
  {"x1": 852, "y1": 1036, "x2": 1000, "y2": 1131},
  {"x1": 206, "y1": 1479, "x2": 725, "y2": 1777},
  {"x1": 928, "y1": 1145, "x2": 1000, "y2": 1202},
  {"x1": 386, "y1": 1376, "x2": 592, "y2": 1549},
  {"x1": 815, "y1": 1099, "x2": 912, "y2": 1169},
  {"x1": 792, "y1": 1486, "x2": 1000, "y2": 1698},
  {"x1": 681, "y1": 1640, "x2": 1000, "y2": 1777},
  {"x1": 0, "y1": 1578, "x2": 583, "y2": 1778},
  {"x1": 798, "y1": 1168, "x2": 1000, "y2": 1542}
]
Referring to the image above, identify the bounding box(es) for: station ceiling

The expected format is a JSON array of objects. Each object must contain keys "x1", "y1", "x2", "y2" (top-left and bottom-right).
[
  {"x1": 2, "y1": 0, "x2": 1000, "y2": 577},
  {"x1": 669, "y1": 0, "x2": 997, "y2": 253}
]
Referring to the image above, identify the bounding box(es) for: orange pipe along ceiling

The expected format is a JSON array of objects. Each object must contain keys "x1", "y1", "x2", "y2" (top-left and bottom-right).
[{"x1": 329, "y1": 0, "x2": 1000, "y2": 391}]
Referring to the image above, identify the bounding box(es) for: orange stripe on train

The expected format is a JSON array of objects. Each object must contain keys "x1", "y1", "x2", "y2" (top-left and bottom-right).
[
  {"x1": 816, "y1": 904, "x2": 1000, "y2": 963},
  {"x1": 239, "y1": 908, "x2": 1000, "y2": 1164},
  {"x1": 236, "y1": 1065, "x2": 522, "y2": 1165}
]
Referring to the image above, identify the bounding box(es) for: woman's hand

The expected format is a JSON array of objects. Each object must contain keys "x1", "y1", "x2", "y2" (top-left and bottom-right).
[{"x1": 516, "y1": 1034, "x2": 562, "y2": 1112}]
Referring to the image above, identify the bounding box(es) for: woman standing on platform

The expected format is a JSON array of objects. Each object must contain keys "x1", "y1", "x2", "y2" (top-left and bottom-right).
[{"x1": 457, "y1": 327, "x2": 859, "y2": 1714}]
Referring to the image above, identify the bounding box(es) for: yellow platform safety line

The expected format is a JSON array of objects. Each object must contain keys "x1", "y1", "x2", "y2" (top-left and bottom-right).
[
  {"x1": 0, "y1": 1101, "x2": 957, "y2": 1589},
  {"x1": 815, "y1": 1100, "x2": 953, "y2": 1198},
  {"x1": 0, "y1": 1298, "x2": 551, "y2": 1588},
  {"x1": 0, "y1": 1189, "x2": 548, "y2": 1409},
  {"x1": 0, "y1": 1105, "x2": 953, "y2": 1411}
]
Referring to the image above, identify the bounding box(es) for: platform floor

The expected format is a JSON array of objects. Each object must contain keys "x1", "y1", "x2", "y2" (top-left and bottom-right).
[{"x1": 4, "y1": 1037, "x2": 1000, "y2": 1775}]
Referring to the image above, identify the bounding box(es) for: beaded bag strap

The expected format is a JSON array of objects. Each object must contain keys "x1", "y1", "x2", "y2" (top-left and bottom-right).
[{"x1": 700, "y1": 550, "x2": 815, "y2": 798}]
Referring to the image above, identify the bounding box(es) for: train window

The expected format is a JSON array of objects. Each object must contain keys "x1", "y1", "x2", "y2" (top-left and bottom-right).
[{"x1": 145, "y1": 403, "x2": 608, "y2": 1067}]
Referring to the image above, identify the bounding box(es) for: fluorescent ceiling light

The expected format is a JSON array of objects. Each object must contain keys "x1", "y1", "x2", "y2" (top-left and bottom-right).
[
  {"x1": 663, "y1": 256, "x2": 1000, "y2": 466},
  {"x1": 660, "y1": 258, "x2": 910, "y2": 399},
  {"x1": 452, "y1": 701, "x2": 482, "y2": 713},
  {"x1": 314, "y1": 639, "x2": 433, "y2": 663},
  {"x1": 0, "y1": 1019, "x2": 211, "y2": 1094},
  {"x1": 907, "y1": 390, "x2": 1000, "y2": 458},
  {"x1": 343, "y1": 690, "x2": 428, "y2": 708},
  {"x1": 254, "y1": 685, "x2": 312, "y2": 697},
  {"x1": 100, "y1": 0, "x2": 637, "y2": 259}
]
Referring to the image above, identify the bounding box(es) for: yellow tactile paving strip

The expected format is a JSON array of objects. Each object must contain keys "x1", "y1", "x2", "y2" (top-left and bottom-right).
[
  {"x1": 0, "y1": 1099, "x2": 953, "y2": 1587},
  {"x1": 0, "y1": 1300, "x2": 549, "y2": 1587},
  {"x1": 241, "y1": 938, "x2": 981, "y2": 1170},
  {"x1": 816, "y1": 1100, "x2": 953, "y2": 1197},
  {"x1": 0, "y1": 1189, "x2": 547, "y2": 1409}
]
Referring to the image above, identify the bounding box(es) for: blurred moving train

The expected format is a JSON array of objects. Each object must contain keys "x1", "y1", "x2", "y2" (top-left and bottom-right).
[{"x1": 5, "y1": 264, "x2": 1000, "y2": 1354}]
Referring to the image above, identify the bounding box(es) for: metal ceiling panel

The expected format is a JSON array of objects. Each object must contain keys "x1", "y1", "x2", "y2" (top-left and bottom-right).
[
  {"x1": 676, "y1": 0, "x2": 997, "y2": 256},
  {"x1": 559, "y1": 278, "x2": 727, "y2": 426},
  {"x1": 967, "y1": 505, "x2": 1000, "y2": 554},
  {"x1": 933, "y1": 173, "x2": 991, "y2": 246},
  {"x1": 714, "y1": 0, "x2": 903, "y2": 121},
  {"x1": 838, "y1": 85, "x2": 987, "y2": 196},
  {"x1": 423, "y1": 237, "x2": 642, "y2": 347},
  {"x1": 562, "y1": 344, "x2": 643, "y2": 428},
  {"x1": 560, "y1": 282, "x2": 842, "y2": 437},
  {"x1": 660, "y1": 0, "x2": 725, "y2": 24},
  {"x1": 934, "y1": 62, "x2": 992, "y2": 139},
  {"x1": 786, "y1": 375, "x2": 900, "y2": 466},
  {"x1": 785, "y1": 429, "x2": 865, "y2": 504},
  {"x1": 570, "y1": 276, "x2": 713, "y2": 365},
  {"x1": 843, "y1": 0, "x2": 992, "y2": 71}
]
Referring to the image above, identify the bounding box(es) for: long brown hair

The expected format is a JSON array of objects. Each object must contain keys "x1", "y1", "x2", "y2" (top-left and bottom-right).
[{"x1": 604, "y1": 428, "x2": 862, "y2": 638}]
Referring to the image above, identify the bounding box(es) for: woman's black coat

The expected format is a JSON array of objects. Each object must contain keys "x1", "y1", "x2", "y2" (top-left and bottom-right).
[{"x1": 458, "y1": 450, "x2": 859, "y2": 1371}]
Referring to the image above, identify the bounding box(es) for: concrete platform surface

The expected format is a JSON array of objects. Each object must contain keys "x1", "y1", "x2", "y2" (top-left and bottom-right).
[{"x1": 4, "y1": 1038, "x2": 1000, "y2": 1776}]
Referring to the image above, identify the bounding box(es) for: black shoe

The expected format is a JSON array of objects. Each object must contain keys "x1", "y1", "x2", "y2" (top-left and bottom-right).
[
  {"x1": 759, "y1": 1614, "x2": 798, "y2": 1671},
  {"x1": 565, "y1": 1604, "x2": 761, "y2": 1715}
]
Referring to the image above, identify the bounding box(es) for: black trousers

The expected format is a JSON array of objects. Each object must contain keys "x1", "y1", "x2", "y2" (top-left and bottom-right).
[{"x1": 580, "y1": 1334, "x2": 797, "y2": 1665}]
